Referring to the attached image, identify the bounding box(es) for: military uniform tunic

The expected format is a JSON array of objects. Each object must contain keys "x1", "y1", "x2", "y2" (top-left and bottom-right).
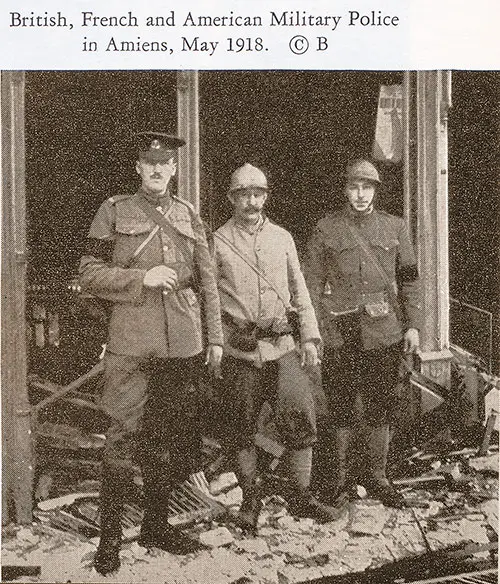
[
  {"x1": 305, "y1": 208, "x2": 421, "y2": 350},
  {"x1": 79, "y1": 189, "x2": 223, "y2": 476},
  {"x1": 80, "y1": 190, "x2": 223, "y2": 358},
  {"x1": 305, "y1": 207, "x2": 422, "y2": 426},
  {"x1": 214, "y1": 216, "x2": 322, "y2": 450}
]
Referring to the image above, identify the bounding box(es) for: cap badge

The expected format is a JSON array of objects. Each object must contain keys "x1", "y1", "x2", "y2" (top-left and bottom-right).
[{"x1": 151, "y1": 139, "x2": 161, "y2": 150}]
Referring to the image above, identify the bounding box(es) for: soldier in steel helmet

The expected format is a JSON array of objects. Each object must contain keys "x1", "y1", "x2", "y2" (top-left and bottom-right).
[
  {"x1": 79, "y1": 132, "x2": 223, "y2": 575},
  {"x1": 304, "y1": 159, "x2": 421, "y2": 509},
  {"x1": 213, "y1": 163, "x2": 341, "y2": 533}
]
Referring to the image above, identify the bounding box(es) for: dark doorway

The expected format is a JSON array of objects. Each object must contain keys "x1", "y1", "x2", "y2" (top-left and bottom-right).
[
  {"x1": 448, "y1": 71, "x2": 500, "y2": 372},
  {"x1": 25, "y1": 71, "x2": 178, "y2": 286},
  {"x1": 198, "y1": 71, "x2": 404, "y2": 250}
]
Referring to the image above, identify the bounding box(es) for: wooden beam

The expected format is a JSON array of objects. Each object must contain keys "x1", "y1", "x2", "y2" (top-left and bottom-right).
[
  {"x1": 402, "y1": 71, "x2": 412, "y2": 232},
  {"x1": 177, "y1": 71, "x2": 200, "y2": 212},
  {"x1": 1, "y1": 71, "x2": 34, "y2": 524},
  {"x1": 414, "y1": 71, "x2": 453, "y2": 388}
]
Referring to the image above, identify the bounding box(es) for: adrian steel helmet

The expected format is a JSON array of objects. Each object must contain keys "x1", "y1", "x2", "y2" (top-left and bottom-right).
[
  {"x1": 229, "y1": 163, "x2": 268, "y2": 192},
  {"x1": 346, "y1": 159, "x2": 381, "y2": 183}
]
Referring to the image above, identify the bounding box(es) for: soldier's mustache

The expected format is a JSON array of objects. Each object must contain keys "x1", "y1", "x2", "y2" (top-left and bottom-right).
[
  {"x1": 150, "y1": 173, "x2": 163, "y2": 179},
  {"x1": 244, "y1": 206, "x2": 261, "y2": 213}
]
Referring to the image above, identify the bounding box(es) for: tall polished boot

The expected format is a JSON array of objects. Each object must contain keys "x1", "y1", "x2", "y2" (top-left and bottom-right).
[
  {"x1": 138, "y1": 456, "x2": 204, "y2": 554},
  {"x1": 229, "y1": 447, "x2": 263, "y2": 535},
  {"x1": 364, "y1": 425, "x2": 405, "y2": 508},
  {"x1": 325, "y1": 427, "x2": 357, "y2": 505},
  {"x1": 287, "y1": 447, "x2": 345, "y2": 523},
  {"x1": 230, "y1": 481, "x2": 263, "y2": 535},
  {"x1": 93, "y1": 463, "x2": 130, "y2": 576}
]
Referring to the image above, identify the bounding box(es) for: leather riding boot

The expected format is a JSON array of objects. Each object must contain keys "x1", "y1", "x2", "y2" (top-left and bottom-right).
[
  {"x1": 326, "y1": 427, "x2": 357, "y2": 505},
  {"x1": 287, "y1": 447, "x2": 346, "y2": 523},
  {"x1": 94, "y1": 463, "x2": 131, "y2": 576},
  {"x1": 364, "y1": 425, "x2": 405, "y2": 508},
  {"x1": 138, "y1": 455, "x2": 169, "y2": 548},
  {"x1": 229, "y1": 447, "x2": 262, "y2": 535},
  {"x1": 287, "y1": 486, "x2": 346, "y2": 523},
  {"x1": 230, "y1": 482, "x2": 263, "y2": 535},
  {"x1": 138, "y1": 457, "x2": 204, "y2": 554}
]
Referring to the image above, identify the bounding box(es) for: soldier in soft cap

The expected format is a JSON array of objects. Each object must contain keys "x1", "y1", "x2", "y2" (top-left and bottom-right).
[
  {"x1": 305, "y1": 159, "x2": 421, "y2": 509},
  {"x1": 79, "y1": 132, "x2": 223, "y2": 575},
  {"x1": 214, "y1": 163, "x2": 340, "y2": 533}
]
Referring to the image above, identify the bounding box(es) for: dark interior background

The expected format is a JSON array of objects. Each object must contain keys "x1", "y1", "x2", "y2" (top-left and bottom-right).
[
  {"x1": 448, "y1": 71, "x2": 499, "y2": 370},
  {"x1": 199, "y1": 70, "x2": 403, "y2": 249},
  {"x1": 24, "y1": 71, "x2": 499, "y2": 372},
  {"x1": 25, "y1": 71, "x2": 177, "y2": 286}
]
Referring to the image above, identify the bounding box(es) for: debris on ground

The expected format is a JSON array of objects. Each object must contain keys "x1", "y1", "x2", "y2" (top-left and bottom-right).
[
  {"x1": 349, "y1": 500, "x2": 392, "y2": 535},
  {"x1": 3, "y1": 412, "x2": 499, "y2": 583},
  {"x1": 199, "y1": 526, "x2": 235, "y2": 548}
]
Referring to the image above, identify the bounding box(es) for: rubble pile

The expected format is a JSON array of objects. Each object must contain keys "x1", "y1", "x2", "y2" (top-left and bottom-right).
[{"x1": 2, "y1": 440, "x2": 498, "y2": 583}]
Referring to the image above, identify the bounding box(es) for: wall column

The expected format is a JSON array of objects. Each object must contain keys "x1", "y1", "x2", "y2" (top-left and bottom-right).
[
  {"x1": 1, "y1": 71, "x2": 34, "y2": 524},
  {"x1": 177, "y1": 71, "x2": 200, "y2": 212},
  {"x1": 414, "y1": 71, "x2": 454, "y2": 387}
]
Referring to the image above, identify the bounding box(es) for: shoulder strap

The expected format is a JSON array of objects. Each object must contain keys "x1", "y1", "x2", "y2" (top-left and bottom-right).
[
  {"x1": 345, "y1": 218, "x2": 403, "y2": 321},
  {"x1": 345, "y1": 219, "x2": 394, "y2": 291},
  {"x1": 135, "y1": 194, "x2": 195, "y2": 267},
  {"x1": 214, "y1": 231, "x2": 291, "y2": 310},
  {"x1": 126, "y1": 225, "x2": 161, "y2": 267}
]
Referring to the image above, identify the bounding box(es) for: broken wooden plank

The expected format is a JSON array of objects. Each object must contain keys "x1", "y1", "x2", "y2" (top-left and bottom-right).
[
  {"x1": 31, "y1": 359, "x2": 104, "y2": 414},
  {"x1": 35, "y1": 421, "x2": 105, "y2": 450},
  {"x1": 29, "y1": 377, "x2": 102, "y2": 412},
  {"x1": 37, "y1": 492, "x2": 99, "y2": 511},
  {"x1": 393, "y1": 474, "x2": 446, "y2": 486},
  {"x1": 478, "y1": 413, "x2": 498, "y2": 456},
  {"x1": 1, "y1": 566, "x2": 41, "y2": 582}
]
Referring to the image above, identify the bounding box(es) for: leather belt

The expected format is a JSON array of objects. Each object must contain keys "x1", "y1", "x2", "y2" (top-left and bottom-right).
[{"x1": 222, "y1": 312, "x2": 291, "y2": 339}]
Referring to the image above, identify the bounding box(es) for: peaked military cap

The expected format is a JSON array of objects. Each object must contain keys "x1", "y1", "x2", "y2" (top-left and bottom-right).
[{"x1": 136, "y1": 131, "x2": 185, "y2": 163}]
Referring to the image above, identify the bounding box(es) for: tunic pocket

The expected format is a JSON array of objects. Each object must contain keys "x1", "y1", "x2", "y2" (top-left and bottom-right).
[{"x1": 115, "y1": 216, "x2": 152, "y2": 235}]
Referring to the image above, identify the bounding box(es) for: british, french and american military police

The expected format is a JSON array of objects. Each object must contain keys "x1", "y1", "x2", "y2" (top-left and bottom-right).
[{"x1": 79, "y1": 132, "x2": 421, "y2": 575}]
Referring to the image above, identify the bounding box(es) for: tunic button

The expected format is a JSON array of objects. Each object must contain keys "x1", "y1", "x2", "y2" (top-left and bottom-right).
[
  {"x1": 163, "y1": 245, "x2": 169, "y2": 252},
  {"x1": 363, "y1": 281, "x2": 368, "y2": 285}
]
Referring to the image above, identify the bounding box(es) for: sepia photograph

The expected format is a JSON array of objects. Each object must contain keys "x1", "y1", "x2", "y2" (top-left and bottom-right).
[{"x1": 1, "y1": 70, "x2": 499, "y2": 583}]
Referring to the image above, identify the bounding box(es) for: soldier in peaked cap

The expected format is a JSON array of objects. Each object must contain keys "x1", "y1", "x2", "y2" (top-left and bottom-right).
[
  {"x1": 304, "y1": 159, "x2": 421, "y2": 509},
  {"x1": 79, "y1": 132, "x2": 223, "y2": 575},
  {"x1": 214, "y1": 163, "x2": 341, "y2": 533}
]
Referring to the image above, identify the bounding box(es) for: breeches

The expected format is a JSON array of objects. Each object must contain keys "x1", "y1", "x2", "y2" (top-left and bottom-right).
[
  {"x1": 219, "y1": 350, "x2": 317, "y2": 450},
  {"x1": 100, "y1": 352, "x2": 202, "y2": 483},
  {"x1": 322, "y1": 342, "x2": 402, "y2": 427}
]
